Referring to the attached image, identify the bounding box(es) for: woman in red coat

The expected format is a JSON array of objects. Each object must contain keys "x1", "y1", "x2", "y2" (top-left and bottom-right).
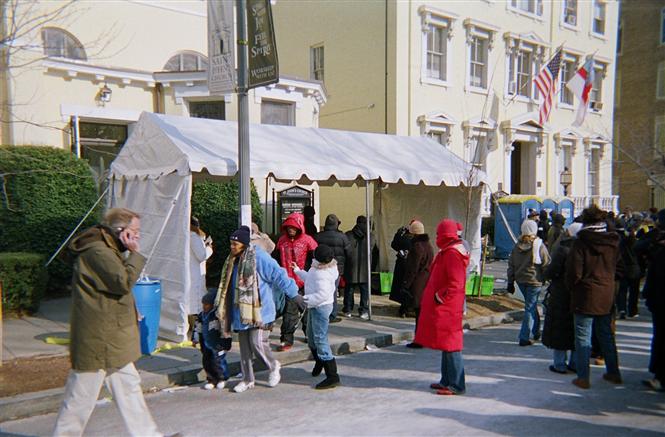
[{"x1": 414, "y1": 219, "x2": 470, "y2": 395}]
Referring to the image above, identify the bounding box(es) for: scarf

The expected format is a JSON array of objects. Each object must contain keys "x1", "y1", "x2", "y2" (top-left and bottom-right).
[
  {"x1": 532, "y1": 237, "x2": 543, "y2": 265},
  {"x1": 215, "y1": 245, "x2": 262, "y2": 333}
]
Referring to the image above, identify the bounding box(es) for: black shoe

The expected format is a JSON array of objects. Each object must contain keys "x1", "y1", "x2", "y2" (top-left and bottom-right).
[
  {"x1": 533, "y1": 333, "x2": 541, "y2": 341},
  {"x1": 618, "y1": 311, "x2": 626, "y2": 320},
  {"x1": 519, "y1": 340, "x2": 533, "y2": 347},
  {"x1": 316, "y1": 359, "x2": 341, "y2": 390},
  {"x1": 549, "y1": 365, "x2": 567, "y2": 374},
  {"x1": 406, "y1": 342, "x2": 423, "y2": 349},
  {"x1": 329, "y1": 316, "x2": 343, "y2": 323}
]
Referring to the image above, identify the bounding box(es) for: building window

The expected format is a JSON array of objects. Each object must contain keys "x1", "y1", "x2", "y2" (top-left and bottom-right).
[
  {"x1": 509, "y1": 0, "x2": 543, "y2": 17},
  {"x1": 560, "y1": 55, "x2": 578, "y2": 106},
  {"x1": 310, "y1": 45, "x2": 324, "y2": 82},
  {"x1": 590, "y1": 64, "x2": 604, "y2": 111},
  {"x1": 588, "y1": 147, "x2": 600, "y2": 196},
  {"x1": 426, "y1": 24, "x2": 448, "y2": 81},
  {"x1": 41, "y1": 28, "x2": 87, "y2": 61},
  {"x1": 189, "y1": 101, "x2": 225, "y2": 120},
  {"x1": 592, "y1": 0, "x2": 606, "y2": 36},
  {"x1": 261, "y1": 100, "x2": 295, "y2": 126},
  {"x1": 469, "y1": 36, "x2": 488, "y2": 89},
  {"x1": 661, "y1": 8, "x2": 665, "y2": 44},
  {"x1": 655, "y1": 117, "x2": 665, "y2": 157},
  {"x1": 508, "y1": 45, "x2": 538, "y2": 99},
  {"x1": 562, "y1": 0, "x2": 578, "y2": 27},
  {"x1": 79, "y1": 122, "x2": 127, "y2": 182},
  {"x1": 163, "y1": 51, "x2": 208, "y2": 72}
]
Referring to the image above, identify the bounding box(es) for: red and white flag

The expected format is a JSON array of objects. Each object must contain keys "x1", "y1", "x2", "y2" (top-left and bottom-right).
[
  {"x1": 534, "y1": 48, "x2": 562, "y2": 126},
  {"x1": 566, "y1": 57, "x2": 595, "y2": 127}
]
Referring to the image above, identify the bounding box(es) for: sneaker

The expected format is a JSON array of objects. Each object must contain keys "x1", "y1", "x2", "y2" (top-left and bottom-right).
[
  {"x1": 430, "y1": 383, "x2": 444, "y2": 390},
  {"x1": 233, "y1": 381, "x2": 255, "y2": 393},
  {"x1": 359, "y1": 312, "x2": 370, "y2": 320},
  {"x1": 216, "y1": 381, "x2": 226, "y2": 389},
  {"x1": 343, "y1": 312, "x2": 353, "y2": 318},
  {"x1": 519, "y1": 340, "x2": 533, "y2": 347},
  {"x1": 203, "y1": 383, "x2": 215, "y2": 390},
  {"x1": 572, "y1": 378, "x2": 590, "y2": 389},
  {"x1": 628, "y1": 313, "x2": 639, "y2": 319},
  {"x1": 330, "y1": 317, "x2": 343, "y2": 324},
  {"x1": 602, "y1": 373, "x2": 623, "y2": 384},
  {"x1": 642, "y1": 379, "x2": 664, "y2": 391},
  {"x1": 268, "y1": 361, "x2": 281, "y2": 387},
  {"x1": 277, "y1": 343, "x2": 292, "y2": 352}
]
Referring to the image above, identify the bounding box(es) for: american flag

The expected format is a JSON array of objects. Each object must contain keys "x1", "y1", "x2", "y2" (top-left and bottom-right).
[{"x1": 534, "y1": 49, "x2": 562, "y2": 125}]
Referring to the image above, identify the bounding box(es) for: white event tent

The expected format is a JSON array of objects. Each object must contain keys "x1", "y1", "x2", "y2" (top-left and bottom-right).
[{"x1": 109, "y1": 111, "x2": 487, "y2": 341}]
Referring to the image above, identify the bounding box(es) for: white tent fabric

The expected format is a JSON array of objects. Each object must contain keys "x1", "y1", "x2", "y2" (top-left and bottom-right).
[{"x1": 110, "y1": 111, "x2": 487, "y2": 341}]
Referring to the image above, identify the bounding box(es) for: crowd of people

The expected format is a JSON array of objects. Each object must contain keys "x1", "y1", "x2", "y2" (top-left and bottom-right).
[{"x1": 50, "y1": 202, "x2": 664, "y2": 436}]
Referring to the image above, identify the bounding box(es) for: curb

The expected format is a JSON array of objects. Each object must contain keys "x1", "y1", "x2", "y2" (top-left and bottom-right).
[{"x1": 0, "y1": 309, "x2": 521, "y2": 423}]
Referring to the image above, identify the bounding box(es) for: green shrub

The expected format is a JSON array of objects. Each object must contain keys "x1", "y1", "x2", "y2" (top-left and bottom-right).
[
  {"x1": 0, "y1": 252, "x2": 48, "y2": 315},
  {"x1": 191, "y1": 179, "x2": 263, "y2": 286},
  {"x1": 0, "y1": 146, "x2": 100, "y2": 294}
]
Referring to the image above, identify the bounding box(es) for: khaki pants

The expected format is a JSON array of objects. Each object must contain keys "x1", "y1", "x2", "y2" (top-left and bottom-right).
[{"x1": 53, "y1": 362, "x2": 161, "y2": 437}]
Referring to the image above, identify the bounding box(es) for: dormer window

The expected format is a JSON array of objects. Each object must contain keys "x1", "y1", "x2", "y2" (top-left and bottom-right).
[{"x1": 41, "y1": 27, "x2": 86, "y2": 61}]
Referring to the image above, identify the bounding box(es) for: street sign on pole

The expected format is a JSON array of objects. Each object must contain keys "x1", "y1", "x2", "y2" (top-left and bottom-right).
[
  {"x1": 246, "y1": 0, "x2": 279, "y2": 89},
  {"x1": 208, "y1": 0, "x2": 236, "y2": 95}
]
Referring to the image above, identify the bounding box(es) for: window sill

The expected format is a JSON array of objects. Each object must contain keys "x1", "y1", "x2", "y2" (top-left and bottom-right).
[
  {"x1": 505, "y1": 94, "x2": 536, "y2": 104},
  {"x1": 560, "y1": 22, "x2": 579, "y2": 32},
  {"x1": 421, "y1": 77, "x2": 451, "y2": 88},
  {"x1": 507, "y1": 7, "x2": 544, "y2": 22},
  {"x1": 590, "y1": 31, "x2": 608, "y2": 41},
  {"x1": 466, "y1": 85, "x2": 490, "y2": 95},
  {"x1": 557, "y1": 102, "x2": 575, "y2": 111},
  {"x1": 590, "y1": 109, "x2": 604, "y2": 116}
]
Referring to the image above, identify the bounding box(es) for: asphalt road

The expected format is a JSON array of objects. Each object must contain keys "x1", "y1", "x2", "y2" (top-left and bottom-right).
[{"x1": 2, "y1": 315, "x2": 663, "y2": 437}]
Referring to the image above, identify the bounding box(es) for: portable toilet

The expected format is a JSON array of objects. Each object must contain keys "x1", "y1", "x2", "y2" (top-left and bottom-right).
[
  {"x1": 557, "y1": 198, "x2": 575, "y2": 226},
  {"x1": 494, "y1": 196, "x2": 542, "y2": 258},
  {"x1": 541, "y1": 198, "x2": 557, "y2": 217}
]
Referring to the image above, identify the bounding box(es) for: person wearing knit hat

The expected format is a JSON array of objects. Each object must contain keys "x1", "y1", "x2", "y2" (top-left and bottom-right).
[
  {"x1": 413, "y1": 218, "x2": 469, "y2": 395},
  {"x1": 230, "y1": 225, "x2": 251, "y2": 247},
  {"x1": 191, "y1": 291, "x2": 231, "y2": 390},
  {"x1": 409, "y1": 220, "x2": 425, "y2": 235},
  {"x1": 508, "y1": 219, "x2": 551, "y2": 347},
  {"x1": 402, "y1": 220, "x2": 433, "y2": 349}
]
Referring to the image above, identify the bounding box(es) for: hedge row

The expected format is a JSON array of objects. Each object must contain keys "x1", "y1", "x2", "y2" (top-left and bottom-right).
[{"x1": 0, "y1": 252, "x2": 48, "y2": 315}]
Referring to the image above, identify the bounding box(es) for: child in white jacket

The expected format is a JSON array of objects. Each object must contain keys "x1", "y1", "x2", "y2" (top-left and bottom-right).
[{"x1": 292, "y1": 244, "x2": 341, "y2": 389}]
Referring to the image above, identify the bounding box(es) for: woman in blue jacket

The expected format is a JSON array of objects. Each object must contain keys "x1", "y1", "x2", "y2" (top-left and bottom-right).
[{"x1": 215, "y1": 226, "x2": 301, "y2": 393}]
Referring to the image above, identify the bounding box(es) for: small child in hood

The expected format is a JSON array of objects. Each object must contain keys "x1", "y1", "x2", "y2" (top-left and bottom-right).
[
  {"x1": 292, "y1": 244, "x2": 341, "y2": 389},
  {"x1": 192, "y1": 291, "x2": 232, "y2": 390}
]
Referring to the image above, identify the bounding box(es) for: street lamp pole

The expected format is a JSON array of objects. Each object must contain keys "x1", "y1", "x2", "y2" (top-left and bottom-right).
[{"x1": 237, "y1": 0, "x2": 251, "y2": 227}]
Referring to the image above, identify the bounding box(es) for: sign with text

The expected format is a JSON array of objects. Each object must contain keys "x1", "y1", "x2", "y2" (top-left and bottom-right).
[
  {"x1": 208, "y1": 0, "x2": 236, "y2": 95},
  {"x1": 247, "y1": 0, "x2": 279, "y2": 89}
]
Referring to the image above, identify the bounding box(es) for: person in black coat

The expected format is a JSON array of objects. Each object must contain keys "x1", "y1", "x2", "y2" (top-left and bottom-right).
[
  {"x1": 315, "y1": 214, "x2": 352, "y2": 322},
  {"x1": 542, "y1": 223, "x2": 582, "y2": 374},
  {"x1": 389, "y1": 222, "x2": 413, "y2": 316},
  {"x1": 616, "y1": 223, "x2": 642, "y2": 319}
]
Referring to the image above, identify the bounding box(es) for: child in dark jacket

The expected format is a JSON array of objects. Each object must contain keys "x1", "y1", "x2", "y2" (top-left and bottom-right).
[{"x1": 192, "y1": 291, "x2": 232, "y2": 389}]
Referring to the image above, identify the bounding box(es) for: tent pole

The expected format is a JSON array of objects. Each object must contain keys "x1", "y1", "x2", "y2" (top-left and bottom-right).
[{"x1": 366, "y1": 180, "x2": 372, "y2": 320}]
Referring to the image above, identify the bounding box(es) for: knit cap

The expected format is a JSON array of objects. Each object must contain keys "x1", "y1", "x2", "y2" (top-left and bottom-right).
[
  {"x1": 202, "y1": 291, "x2": 216, "y2": 306},
  {"x1": 409, "y1": 220, "x2": 425, "y2": 235},
  {"x1": 521, "y1": 220, "x2": 538, "y2": 236},
  {"x1": 230, "y1": 225, "x2": 250, "y2": 246},
  {"x1": 314, "y1": 244, "x2": 334, "y2": 264}
]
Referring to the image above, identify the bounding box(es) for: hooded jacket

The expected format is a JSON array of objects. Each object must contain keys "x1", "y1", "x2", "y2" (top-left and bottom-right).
[
  {"x1": 414, "y1": 220, "x2": 470, "y2": 352},
  {"x1": 565, "y1": 228, "x2": 620, "y2": 315},
  {"x1": 275, "y1": 212, "x2": 318, "y2": 289},
  {"x1": 315, "y1": 214, "x2": 351, "y2": 276},
  {"x1": 67, "y1": 225, "x2": 146, "y2": 371},
  {"x1": 294, "y1": 259, "x2": 339, "y2": 308},
  {"x1": 507, "y1": 237, "x2": 551, "y2": 287}
]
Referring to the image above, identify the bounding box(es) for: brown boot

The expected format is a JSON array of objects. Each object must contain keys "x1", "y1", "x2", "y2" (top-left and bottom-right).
[{"x1": 572, "y1": 378, "x2": 590, "y2": 389}]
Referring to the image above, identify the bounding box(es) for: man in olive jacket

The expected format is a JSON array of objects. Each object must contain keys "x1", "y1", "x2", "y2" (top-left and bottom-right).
[{"x1": 53, "y1": 208, "x2": 163, "y2": 437}]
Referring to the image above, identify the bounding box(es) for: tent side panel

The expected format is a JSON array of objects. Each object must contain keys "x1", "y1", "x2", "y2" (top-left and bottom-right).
[{"x1": 111, "y1": 173, "x2": 192, "y2": 342}]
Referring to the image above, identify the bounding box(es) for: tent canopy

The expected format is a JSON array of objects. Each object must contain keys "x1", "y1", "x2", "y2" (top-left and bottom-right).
[{"x1": 110, "y1": 112, "x2": 486, "y2": 187}]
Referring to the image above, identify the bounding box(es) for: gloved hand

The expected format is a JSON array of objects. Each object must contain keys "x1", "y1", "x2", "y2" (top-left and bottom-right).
[
  {"x1": 294, "y1": 294, "x2": 307, "y2": 311},
  {"x1": 507, "y1": 282, "x2": 515, "y2": 294}
]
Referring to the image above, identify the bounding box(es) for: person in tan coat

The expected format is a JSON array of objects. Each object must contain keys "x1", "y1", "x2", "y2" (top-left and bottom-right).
[{"x1": 53, "y1": 208, "x2": 165, "y2": 437}]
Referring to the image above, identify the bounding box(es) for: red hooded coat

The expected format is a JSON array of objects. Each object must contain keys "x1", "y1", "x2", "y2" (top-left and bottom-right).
[
  {"x1": 414, "y1": 219, "x2": 470, "y2": 352},
  {"x1": 276, "y1": 212, "x2": 318, "y2": 288}
]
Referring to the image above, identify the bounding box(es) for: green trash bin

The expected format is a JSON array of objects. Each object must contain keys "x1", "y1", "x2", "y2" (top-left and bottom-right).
[{"x1": 379, "y1": 272, "x2": 393, "y2": 295}]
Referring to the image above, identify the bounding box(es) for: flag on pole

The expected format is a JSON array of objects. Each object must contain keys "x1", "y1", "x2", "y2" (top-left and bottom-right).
[
  {"x1": 534, "y1": 48, "x2": 562, "y2": 126},
  {"x1": 566, "y1": 57, "x2": 595, "y2": 127}
]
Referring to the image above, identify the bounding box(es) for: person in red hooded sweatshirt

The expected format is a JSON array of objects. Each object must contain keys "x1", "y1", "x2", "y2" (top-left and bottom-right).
[
  {"x1": 414, "y1": 219, "x2": 470, "y2": 395},
  {"x1": 274, "y1": 212, "x2": 318, "y2": 351}
]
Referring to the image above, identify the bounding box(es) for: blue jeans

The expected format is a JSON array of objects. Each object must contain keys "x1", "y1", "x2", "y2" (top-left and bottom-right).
[
  {"x1": 518, "y1": 284, "x2": 542, "y2": 342},
  {"x1": 440, "y1": 351, "x2": 465, "y2": 394},
  {"x1": 553, "y1": 349, "x2": 576, "y2": 372},
  {"x1": 574, "y1": 313, "x2": 620, "y2": 380},
  {"x1": 307, "y1": 304, "x2": 334, "y2": 361},
  {"x1": 343, "y1": 282, "x2": 369, "y2": 315}
]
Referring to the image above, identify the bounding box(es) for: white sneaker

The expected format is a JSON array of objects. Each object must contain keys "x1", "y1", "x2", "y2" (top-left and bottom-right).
[
  {"x1": 203, "y1": 383, "x2": 215, "y2": 390},
  {"x1": 216, "y1": 381, "x2": 226, "y2": 389},
  {"x1": 268, "y1": 361, "x2": 281, "y2": 387},
  {"x1": 233, "y1": 381, "x2": 254, "y2": 393},
  {"x1": 360, "y1": 312, "x2": 370, "y2": 320}
]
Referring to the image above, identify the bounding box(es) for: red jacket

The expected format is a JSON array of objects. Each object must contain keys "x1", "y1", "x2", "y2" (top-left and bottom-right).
[
  {"x1": 414, "y1": 235, "x2": 469, "y2": 352},
  {"x1": 276, "y1": 213, "x2": 318, "y2": 288}
]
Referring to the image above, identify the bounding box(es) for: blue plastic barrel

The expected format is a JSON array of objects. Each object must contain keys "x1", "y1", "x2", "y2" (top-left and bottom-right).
[{"x1": 132, "y1": 278, "x2": 161, "y2": 355}]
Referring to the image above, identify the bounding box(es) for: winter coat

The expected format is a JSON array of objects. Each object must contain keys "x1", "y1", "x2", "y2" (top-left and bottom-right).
[
  {"x1": 618, "y1": 232, "x2": 641, "y2": 281},
  {"x1": 507, "y1": 238, "x2": 551, "y2": 287},
  {"x1": 192, "y1": 309, "x2": 232, "y2": 353},
  {"x1": 414, "y1": 237, "x2": 470, "y2": 352},
  {"x1": 565, "y1": 229, "x2": 620, "y2": 316},
  {"x1": 635, "y1": 229, "x2": 665, "y2": 315},
  {"x1": 401, "y1": 234, "x2": 434, "y2": 309},
  {"x1": 315, "y1": 214, "x2": 351, "y2": 276},
  {"x1": 547, "y1": 223, "x2": 564, "y2": 249},
  {"x1": 68, "y1": 225, "x2": 145, "y2": 371},
  {"x1": 542, "y1": 236, "x2": 575, "y2": 351},
  {"x1": 345, "y1": 224, "x2": 377, "y2": 284},
  {"x1": 251, "y1": 230, "x2": 276, "y2": 254},
  {"x1": 389, "y1": 226, "x2": 412, "y2": 304},
  {"x1": 190, "y1": 231, "x2": 213, "y2": 314},
  {"x1": 295, "y1": 259, "x2": 339, "y2": 308},
  {"x1": 275, "y1": 213, "x2": 318, "y2": 289}
]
